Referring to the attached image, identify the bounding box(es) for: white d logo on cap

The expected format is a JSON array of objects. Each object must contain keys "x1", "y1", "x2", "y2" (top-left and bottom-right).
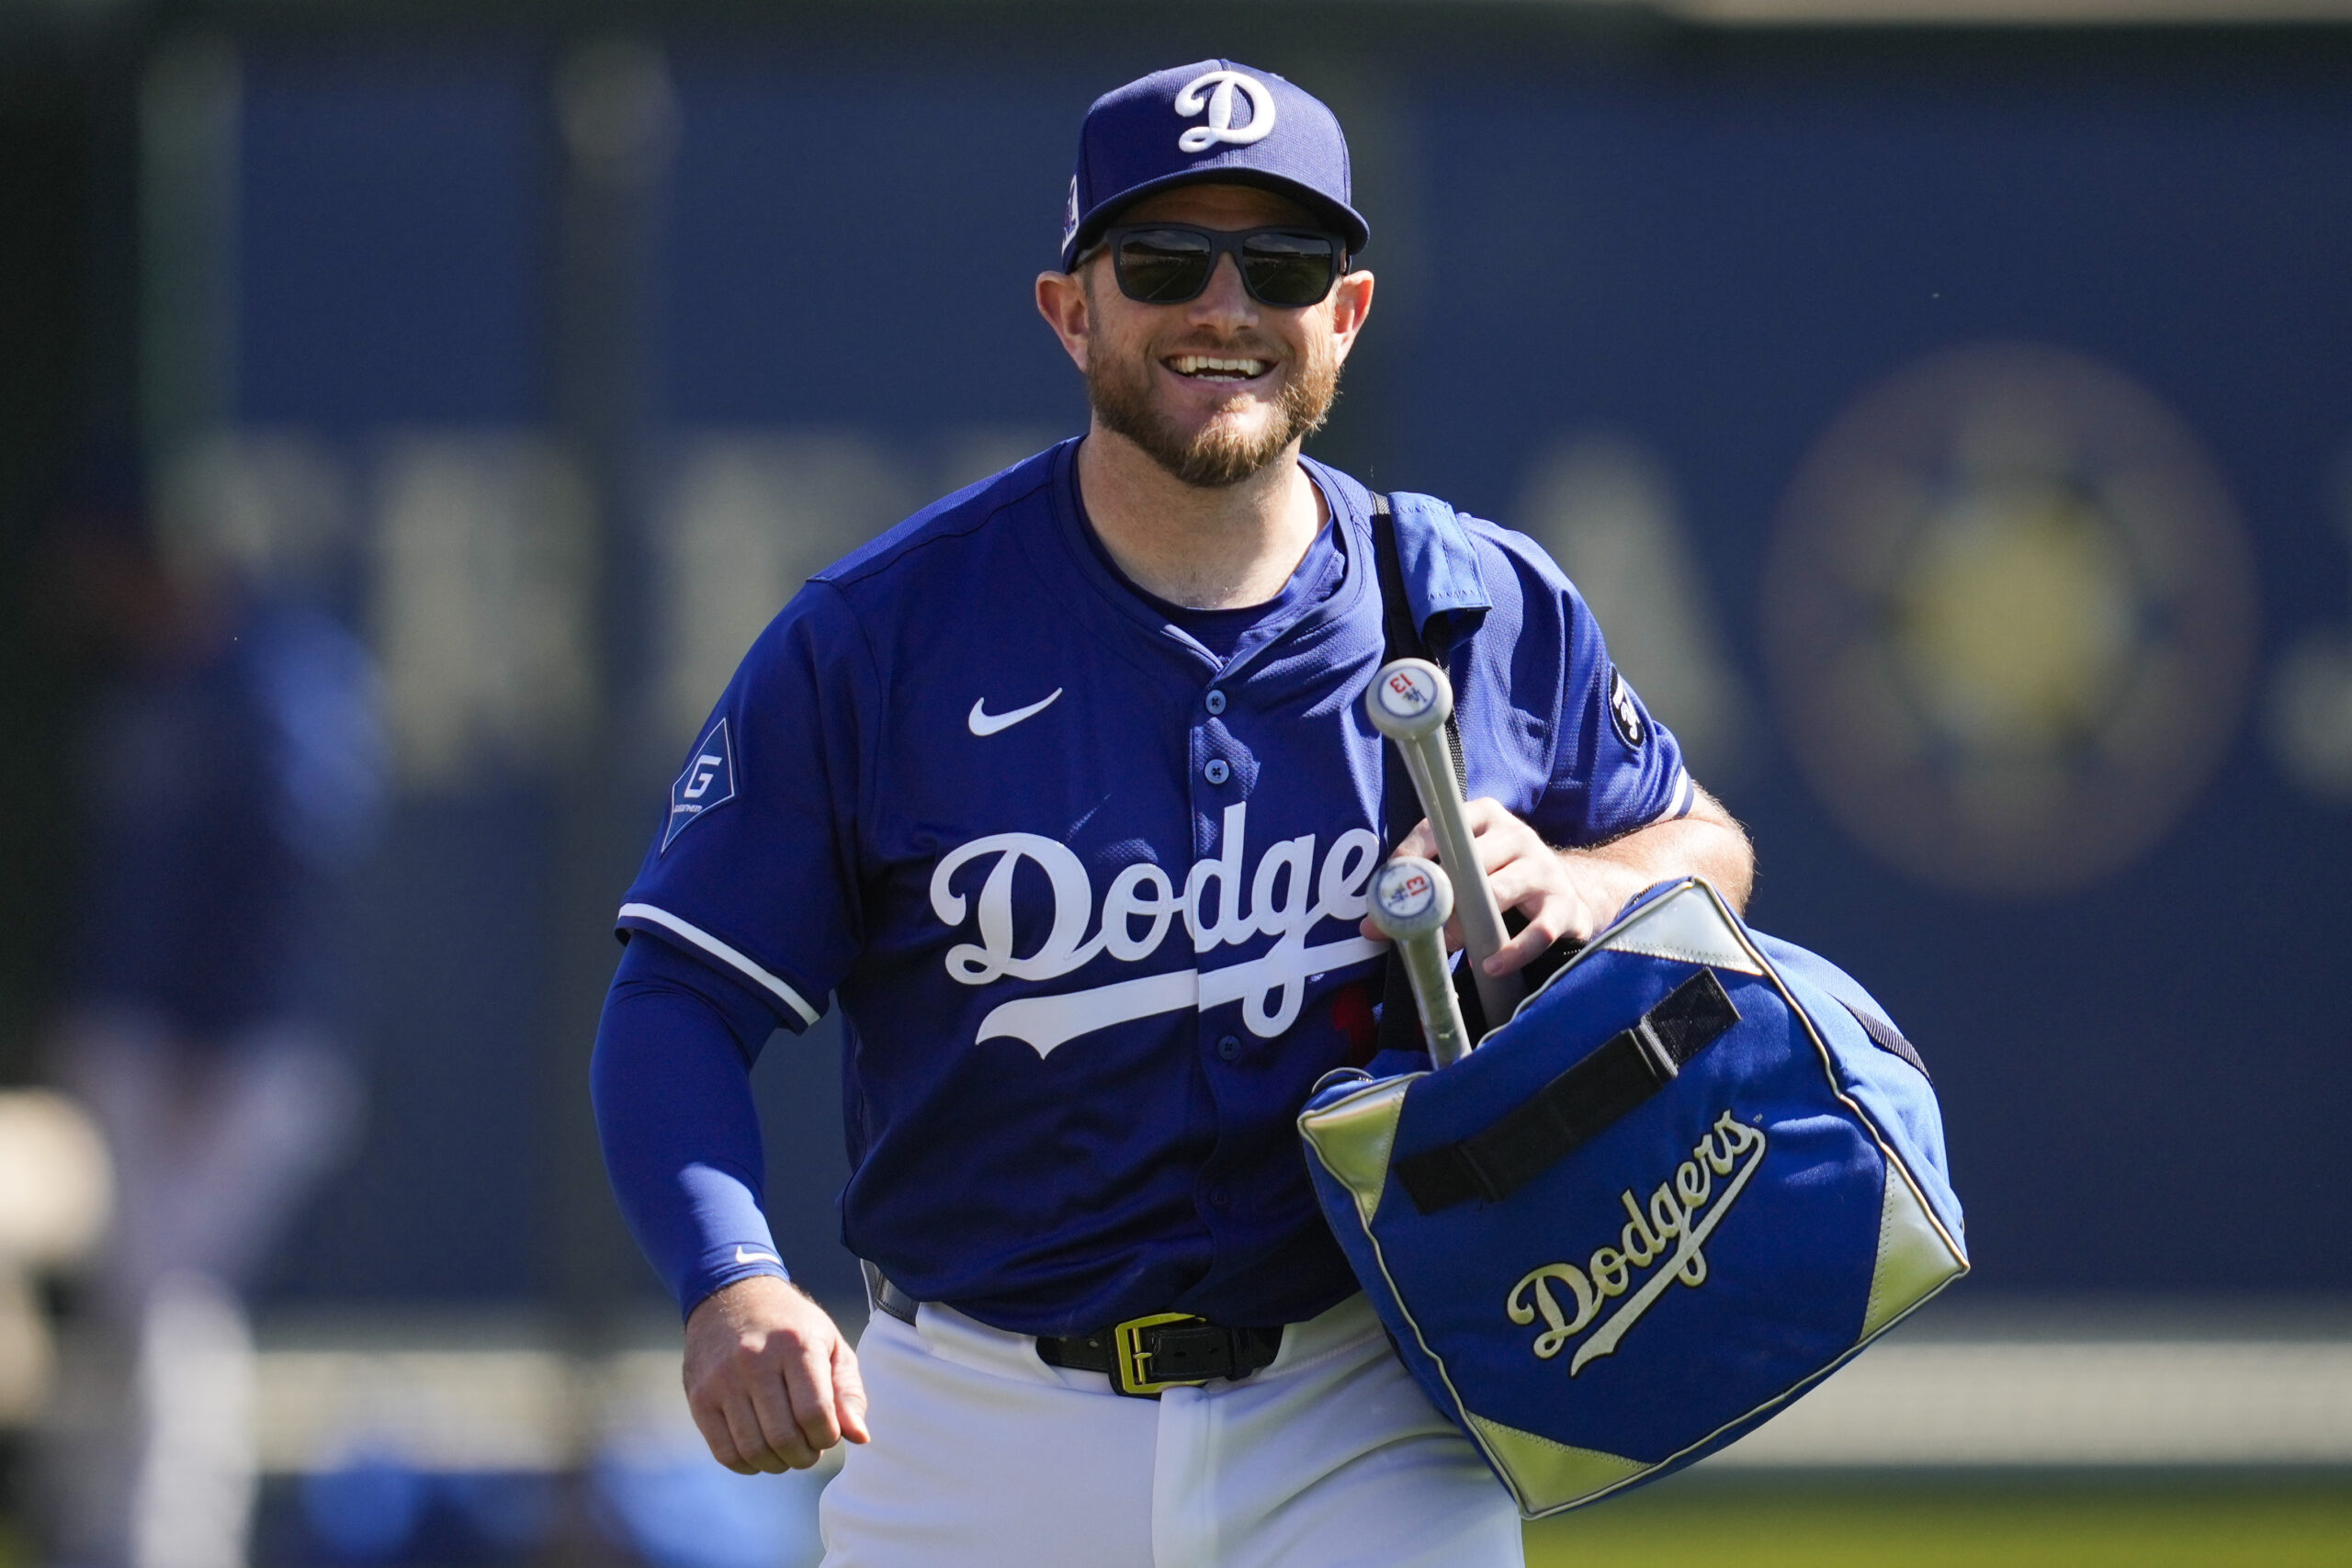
[{"x1": 1174, "y1": 70, "x2": 1276, "y2": 153}]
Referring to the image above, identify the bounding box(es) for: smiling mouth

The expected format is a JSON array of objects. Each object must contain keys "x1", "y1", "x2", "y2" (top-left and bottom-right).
[{"x1": 1165, "y1": 354, "x2": 1274, "y2": 382}]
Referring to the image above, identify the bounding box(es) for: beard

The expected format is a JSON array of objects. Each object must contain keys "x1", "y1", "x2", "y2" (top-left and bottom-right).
[{"x1": 1085, "y1": 326, "x2": 1343, "y2": 489}]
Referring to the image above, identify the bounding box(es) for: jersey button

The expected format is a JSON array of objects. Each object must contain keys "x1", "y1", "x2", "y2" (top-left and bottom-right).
[
  {"x1": 1204, "y1": 758, "x2": 1231, "y2": 785},
  {"x1": 1209, "y1": 1187, "x2": 1234, "y2": 1213},
  {"x1": 1204, "y1": 688, "x2": 1227, "y2": 716},
  {"x1": 1216, "y1": 1034, "x2": 1241, "y2": 1062}
]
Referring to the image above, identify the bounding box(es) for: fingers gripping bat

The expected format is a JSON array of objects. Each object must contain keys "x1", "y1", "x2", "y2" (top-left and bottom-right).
[{"x1": 1364, "y1": 658, "x2": 1524, "y2": 1032}]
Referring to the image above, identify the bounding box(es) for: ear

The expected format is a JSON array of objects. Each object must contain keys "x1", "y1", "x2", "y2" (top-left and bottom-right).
[
  {"x1": 1326, "y1": 269, "x2": 1375, "y2": 367},
  {"x1": 1035, "y1": 268, "x2": 1095, "y2": 375}
]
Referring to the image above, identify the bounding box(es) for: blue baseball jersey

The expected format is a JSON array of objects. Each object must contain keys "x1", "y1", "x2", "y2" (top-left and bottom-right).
[{"x1": 616, "y1": 439, "x2": 1690, "y2": 1337}]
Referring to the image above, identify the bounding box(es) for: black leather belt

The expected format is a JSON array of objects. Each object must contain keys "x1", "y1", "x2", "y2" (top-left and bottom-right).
[
  {"x1": 864, "y1": 1264, "x2": 1283, "y2": 1399},
  {"x1": 867, "y1": 1265, "x2": 922, "y2": 1327},
  {"x1": 1036, "y1": 1314, "x2": 1284, "y2": 1398}
]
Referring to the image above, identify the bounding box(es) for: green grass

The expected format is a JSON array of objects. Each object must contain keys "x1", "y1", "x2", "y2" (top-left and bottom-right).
[{"x1": 1523, "y1": 1480, "x2": 2352, "y2": 1568}]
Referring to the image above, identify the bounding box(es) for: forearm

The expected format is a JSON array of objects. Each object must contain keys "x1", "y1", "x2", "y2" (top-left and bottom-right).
[
  {"x1": 1566, "y1": 785, "x2": 1753, "y2": 914},
  {"x1": 591, "y1": 935, "x2": 794, "y2": 1319},
  {"x1": 1395, "y1": 788, "x2": 1757, "y2": 974},
  {"x1": 599, "y1": 944, "x2": 869, "y2": 1476}
]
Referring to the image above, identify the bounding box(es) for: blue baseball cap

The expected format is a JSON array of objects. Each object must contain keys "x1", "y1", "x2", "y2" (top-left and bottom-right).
[{"x1": 1059, "y1": 61, "x2": 1370, "y2": 272}]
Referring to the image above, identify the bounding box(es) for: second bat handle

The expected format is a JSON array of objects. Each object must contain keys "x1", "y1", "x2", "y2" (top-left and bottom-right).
[{"x1": 1367, "y1": 857, "x2": 1473, "y2": 1068}]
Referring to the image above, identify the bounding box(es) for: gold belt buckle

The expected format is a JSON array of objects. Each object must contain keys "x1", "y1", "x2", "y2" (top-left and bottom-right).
[{"x1": 1113, "y1": 1311, "x2": 1213, "y2": 1397}]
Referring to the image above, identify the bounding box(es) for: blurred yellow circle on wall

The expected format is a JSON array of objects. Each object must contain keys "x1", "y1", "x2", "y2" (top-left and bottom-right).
[{"x1": 1763, "y1": 343, "x2": 2257, "y2": 897}]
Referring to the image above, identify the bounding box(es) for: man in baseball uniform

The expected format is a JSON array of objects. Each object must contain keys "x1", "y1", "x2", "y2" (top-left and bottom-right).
[{"x1": 594, "y1": 60, "x2": 1753, "y2": 1567}]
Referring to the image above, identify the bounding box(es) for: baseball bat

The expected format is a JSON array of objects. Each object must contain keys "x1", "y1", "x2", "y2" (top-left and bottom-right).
[
  {"x1": 1363, "y1": 658, "x2": 1523, "y2": 1029},
  {"x1": 1366, "y1": 857, "x2": 1473, "y2": 1067}
]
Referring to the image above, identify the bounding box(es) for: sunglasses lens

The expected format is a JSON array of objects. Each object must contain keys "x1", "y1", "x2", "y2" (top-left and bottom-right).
[
  {"x1": 1241, "y1": 232, "x2": 1339, "y2": 307},
  {"x1": 1114, "y1": 230, "x2": 1215, "y2": 303}
]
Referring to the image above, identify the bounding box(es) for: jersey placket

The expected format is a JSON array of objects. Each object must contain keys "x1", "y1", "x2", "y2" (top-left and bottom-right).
[{"x1": 1189, "y1": 683, "x2": 1261, "y2": 1245}]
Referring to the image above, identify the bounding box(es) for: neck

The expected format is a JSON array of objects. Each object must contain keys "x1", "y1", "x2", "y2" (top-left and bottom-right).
[{"x1": 1074, "y1": 422, "x2": 1328, "y2": 610}]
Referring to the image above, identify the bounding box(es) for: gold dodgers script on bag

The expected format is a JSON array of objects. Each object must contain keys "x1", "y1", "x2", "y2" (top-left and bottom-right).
[{"x1": 1506, "y1": 1111, "x2": 1767, "y2": 1375}]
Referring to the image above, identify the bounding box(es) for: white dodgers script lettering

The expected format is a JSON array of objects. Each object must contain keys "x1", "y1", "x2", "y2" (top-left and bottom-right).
[{"x1": 928, "y1": 802, "x2": 1383, "y2": 1057}]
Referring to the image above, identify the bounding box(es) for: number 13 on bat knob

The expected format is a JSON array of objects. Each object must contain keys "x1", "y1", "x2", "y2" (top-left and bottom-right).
[{"x1": 1367, "y1": 856, "x2": 1473, "y2": 1067}]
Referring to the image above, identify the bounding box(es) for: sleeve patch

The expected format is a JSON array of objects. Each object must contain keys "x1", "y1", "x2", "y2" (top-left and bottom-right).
[
  {"x1": 1606, "y1": 668, "x2": 1648, "y2": 750},
  {"x1": 662, "y1": 717, "x2": 739, "y2": 852}
]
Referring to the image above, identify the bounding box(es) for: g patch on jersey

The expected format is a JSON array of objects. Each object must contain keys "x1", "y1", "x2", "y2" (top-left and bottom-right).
[
  {"x1": 1607, "y1": 668, "x2": 1647, "y2": 749},
  {"x1": 663, "y1": 717, "x2": 738, "y2": 852}
]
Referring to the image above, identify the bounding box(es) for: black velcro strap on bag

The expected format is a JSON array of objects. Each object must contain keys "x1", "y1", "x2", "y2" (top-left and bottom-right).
[{"x1": 1393, "y1": 969, "x2": 1741, "y2": 1214}]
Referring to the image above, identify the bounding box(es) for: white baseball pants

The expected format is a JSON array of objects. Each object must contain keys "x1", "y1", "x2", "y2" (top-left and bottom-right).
[{"x1": 818, "y1": 1291, "x2": 1523, "y2": 1568}]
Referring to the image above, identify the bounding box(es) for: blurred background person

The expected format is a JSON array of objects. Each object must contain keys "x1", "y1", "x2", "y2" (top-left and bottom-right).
[{"x1": 34, "y1": 447, "x2": 385, "y2": 1568}]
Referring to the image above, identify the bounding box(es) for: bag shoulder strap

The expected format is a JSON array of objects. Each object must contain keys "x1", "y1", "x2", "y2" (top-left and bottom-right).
[{"x1": 1368, "y1": 494, "x2": 1468, "y2": 807}]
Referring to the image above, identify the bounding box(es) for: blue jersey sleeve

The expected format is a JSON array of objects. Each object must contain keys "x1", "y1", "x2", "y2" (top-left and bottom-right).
[
  {"x1": 1454, "y1": 522, "x2": 1695, "y2": 845},
  {"x1": 1544, "y1": 575, "x2": 1696, "y2": 837},
  {"x1": 616, "y1": 581, "x2": 876, "y2": 1032},
  {"x1": 591, "y1": 931, "x2": 793, "y2": 1320}
]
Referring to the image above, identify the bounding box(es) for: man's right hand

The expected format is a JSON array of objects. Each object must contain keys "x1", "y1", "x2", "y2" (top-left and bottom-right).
[{"x1": 682, "y1": 1273, "x2": 870, "y2": 1473}]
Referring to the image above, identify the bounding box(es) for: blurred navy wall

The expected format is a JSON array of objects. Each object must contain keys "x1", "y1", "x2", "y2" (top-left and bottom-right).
[
  {"x1": 203, "y1": 23, "x2": 2351, "y2": 1311},
  {"x1": 1391, "y1": 44, "x2": 2352, "y2": 1295}
]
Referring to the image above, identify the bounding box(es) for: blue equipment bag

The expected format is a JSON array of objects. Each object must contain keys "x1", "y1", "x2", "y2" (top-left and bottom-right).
[{"x1": 1298, "y1": 876, "x2": 1967, "y2": 1516}]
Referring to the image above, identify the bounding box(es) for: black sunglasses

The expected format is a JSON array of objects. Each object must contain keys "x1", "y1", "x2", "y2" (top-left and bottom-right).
[{"x1": 1091, "y1": 224, "x2": 1350, "y2": 310}]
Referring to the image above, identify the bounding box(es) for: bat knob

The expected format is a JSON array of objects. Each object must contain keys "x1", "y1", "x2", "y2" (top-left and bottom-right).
[
  {"x1": 1365, "y1": 659, "x2": 1454, "y2": 740},
  {"x1": 1369, "y1": 855, "x2": 1454, "y2": 942}
]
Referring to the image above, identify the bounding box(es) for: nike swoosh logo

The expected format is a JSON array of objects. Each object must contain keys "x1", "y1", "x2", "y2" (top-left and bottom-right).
[
  {"x1": 968, "y1": 688, "x2": 1063, "y2": 737},
  {"x1": 735, "y1": 1247, "x2": 782, "y2": 1266}
]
